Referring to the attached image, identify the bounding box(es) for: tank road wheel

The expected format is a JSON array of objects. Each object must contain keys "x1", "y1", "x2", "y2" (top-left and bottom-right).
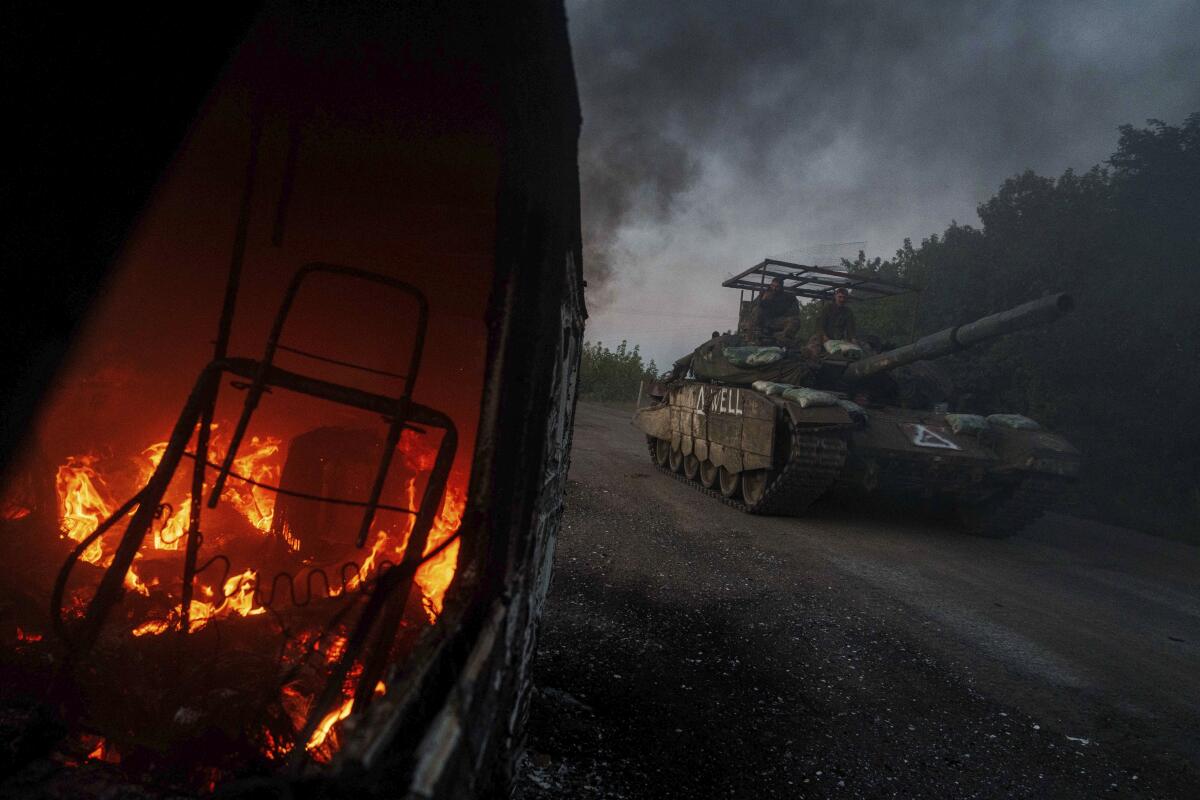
[
  {"x1": 651, "y1": 437, "x2": 671, "y2": 468},
  {"x1": 718, "y1": 466, "x2": 740, "y2": 498},
  {"x1": 741, "y1": 469, "x2": 770, "y2": 506},
  {"x1": 699, "y1": 460, "x2": 719, "y2": 489},
  {"x1": 683, "y1": 454, "x2": 700, "y2": 481},
  {"x1": 668, "y1": 446, "x2": 684, "y2": 474}
]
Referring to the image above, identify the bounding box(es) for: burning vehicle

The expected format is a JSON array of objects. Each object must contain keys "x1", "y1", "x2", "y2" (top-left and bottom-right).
[
  {"x1": 0, "y1": 2, "x2": 582, "y2": 797},
  {"x1": 635, "y1": 259, "x2": 1080, "y2": 536}
]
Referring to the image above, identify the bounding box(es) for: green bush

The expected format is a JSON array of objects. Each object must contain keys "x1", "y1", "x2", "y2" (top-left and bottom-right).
[{"x1": 579, "y1": 340, "x2": 658, "y2": 403}]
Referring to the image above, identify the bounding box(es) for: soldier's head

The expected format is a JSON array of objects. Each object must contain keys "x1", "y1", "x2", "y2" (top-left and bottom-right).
[
  {"x1": 834, "y1": 287, "x2": 849, "y2": 306},
  {"x1": 766, "y1": 277, "x2": 784, "y2": 295}
]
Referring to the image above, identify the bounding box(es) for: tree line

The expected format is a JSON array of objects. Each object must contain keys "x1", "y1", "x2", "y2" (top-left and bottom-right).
[{"x1": 844, "y1": 113, "x2": 1199, "y2": 541}]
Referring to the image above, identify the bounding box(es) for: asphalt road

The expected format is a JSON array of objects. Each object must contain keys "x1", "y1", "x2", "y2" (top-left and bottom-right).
[{"x1": 515, "y1": 401, "x2": 1200, "y2": 799}]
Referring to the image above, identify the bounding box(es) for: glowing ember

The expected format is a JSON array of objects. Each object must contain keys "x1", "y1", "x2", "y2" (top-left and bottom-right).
[
  {"x1": 2, "y1": 504, "x2": 32, "y2": 521},
  {"x1": 84, "y1": 736, "x2": 120, "y2": 764},
  {"x1": 15, "y1": 627, "x2": 43, "y2": 643}
]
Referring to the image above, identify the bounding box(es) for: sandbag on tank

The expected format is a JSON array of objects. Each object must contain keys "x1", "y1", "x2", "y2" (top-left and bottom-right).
[
  {"x1": 824, "y1": 339, "x2": 864, "y2": 360},
  {"x1": 751, "y1": 380, "x2": 838, "y2": 407},
  {"x1": 751, "y1": 380, "x2": 790, "y2": 396},
  {"x1": 724, "y1": 346, "x2": 785, "y2": 367}
]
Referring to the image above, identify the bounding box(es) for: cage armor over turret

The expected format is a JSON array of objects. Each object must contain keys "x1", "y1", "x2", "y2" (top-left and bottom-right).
[{"x1": 634, "y1": 259, "x2": 1080, "y2": 537}]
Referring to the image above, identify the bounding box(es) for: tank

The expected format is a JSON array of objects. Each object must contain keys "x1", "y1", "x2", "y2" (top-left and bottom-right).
[{"x1": 634, "y1": 292, "x2": 1080, "y2": 537}]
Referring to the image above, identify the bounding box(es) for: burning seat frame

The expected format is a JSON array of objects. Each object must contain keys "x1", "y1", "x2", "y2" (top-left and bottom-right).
[{"x1": 49, "y1": 262, "x2": 458, "y2": 772}]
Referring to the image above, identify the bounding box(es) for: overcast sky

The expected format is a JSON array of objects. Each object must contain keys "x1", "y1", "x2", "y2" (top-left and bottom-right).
[{"x1": 565, "y1": 0, "x2": 1200, "y2": 367}]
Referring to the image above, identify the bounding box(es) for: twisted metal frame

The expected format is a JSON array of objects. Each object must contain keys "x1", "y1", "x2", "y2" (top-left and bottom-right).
[{"x1": 50, "y1": 263, "x2": 458, "y2": 769}]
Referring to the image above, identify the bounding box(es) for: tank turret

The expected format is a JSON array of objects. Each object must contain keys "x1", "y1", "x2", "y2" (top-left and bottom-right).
[{"x1": 843, "y1": 293, "x2": 1074, "y2": 382}]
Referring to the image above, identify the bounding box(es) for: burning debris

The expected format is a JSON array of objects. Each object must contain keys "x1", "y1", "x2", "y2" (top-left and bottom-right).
[{"x1": 0, "y1": 264, "x2": 468, "y2": 790}]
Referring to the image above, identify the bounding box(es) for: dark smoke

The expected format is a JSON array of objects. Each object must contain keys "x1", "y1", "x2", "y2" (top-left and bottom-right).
[
  {"x1": 568, "y1": 0, "x2": 1200, "y2": 325},
  {"x1": 581, "y1": 126, "x2": 697, "y2": 308}
]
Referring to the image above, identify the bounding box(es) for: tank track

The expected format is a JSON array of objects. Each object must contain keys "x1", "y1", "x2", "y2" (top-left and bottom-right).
[
  {"x1": 957, "y1": 474, "x2": 1073, "y2": 538},
  {"x1": 647, "y1": 423, "x2": 848, "y2": 516}
]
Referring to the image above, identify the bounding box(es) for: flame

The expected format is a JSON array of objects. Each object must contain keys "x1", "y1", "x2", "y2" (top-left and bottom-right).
[
  {"x1": 56, "y1": 456, "x2": 149, "y2": 595},
  {"x1": 374, "y1": 431, "x2": 465, "y2": 622},
  {"x1": 138, "y1": 443, "x2": 185, "y2": 551},
  {"x1": 306, "y1": 680, "x2": 386, "y2": 756},
  {"x1": 226, "y1": 435, "x2": 282, "y2": 532},
  {"x1": 130, "y1": 569, "x2": 263, "y2": 637},
  {"x1": 344, "y1": 531, "x2": 389, "y2": 593},
  {"x1": 316, "y1": 432, "x2": 464, "y2": 617},
  {"x1": 418, "y1": 485, "x2": 464, "y2": 619},
  {"x1": 139, "y1": 432, "x2": 282, "y2": 545},
  {"x1": 56, "y1": 456, "x2": 112, "y2": 565}
]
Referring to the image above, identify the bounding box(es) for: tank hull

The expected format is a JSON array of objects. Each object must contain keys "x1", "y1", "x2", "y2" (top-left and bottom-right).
[{"x1": 634, "y1": 380, "x2": 1080, "y2": 536}]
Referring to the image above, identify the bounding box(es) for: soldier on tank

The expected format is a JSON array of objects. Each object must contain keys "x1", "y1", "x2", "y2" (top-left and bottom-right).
[
  {"x1": 743, "y1": 277, "x2": 801, "y2": 344},
  {"x1": 807, "y1": 286, "x2": 857, "y2": 355}
]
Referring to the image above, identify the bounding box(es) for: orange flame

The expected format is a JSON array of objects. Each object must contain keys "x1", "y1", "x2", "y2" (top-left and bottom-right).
[
  {"x1": 85, "y1": 736, "x2": 120, "y2": 764},
  {"x1": 306, "y1": 680, "x2": 386, "y2": 756},
  {"x1": 131, "y1": 569, "x2": 264, "y2": 637},
  {"x1": 56, "y1": 456, "x2": 149, "y2": 596},
  {"x1": 381, "y1": 431, "x2": 464, "y2": 622},
  {"x1": 416, "y1": 487, "x2": 464, "y2": 620},
  {"x1": 56, "y1": 456, "x2": 111, "y2": 565},
  {"x1": 227, "y1": 435, "x2": 282, "y2": 532},
  {"x1": 139, "y1": 432, "x2": 282, "y2": 544}
]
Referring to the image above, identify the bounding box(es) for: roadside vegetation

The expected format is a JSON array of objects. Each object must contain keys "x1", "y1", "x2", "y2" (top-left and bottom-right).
[
  {"x1": 578, "y1": 340, "x2": 658, "y2": 403},
  {"x1": 838, "y1": 114, "x2": 1199, "y2": 541}
]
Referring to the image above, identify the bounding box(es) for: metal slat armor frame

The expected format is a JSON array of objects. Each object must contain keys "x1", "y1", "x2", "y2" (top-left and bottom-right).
[{"x1": 722, "y1": 258, "x2": 917, "y2": 301}]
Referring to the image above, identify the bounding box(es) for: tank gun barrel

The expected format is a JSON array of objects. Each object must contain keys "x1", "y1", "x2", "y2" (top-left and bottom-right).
[{"x1": 843, "y1": 293, "x2": 1074, "y2": 382}]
